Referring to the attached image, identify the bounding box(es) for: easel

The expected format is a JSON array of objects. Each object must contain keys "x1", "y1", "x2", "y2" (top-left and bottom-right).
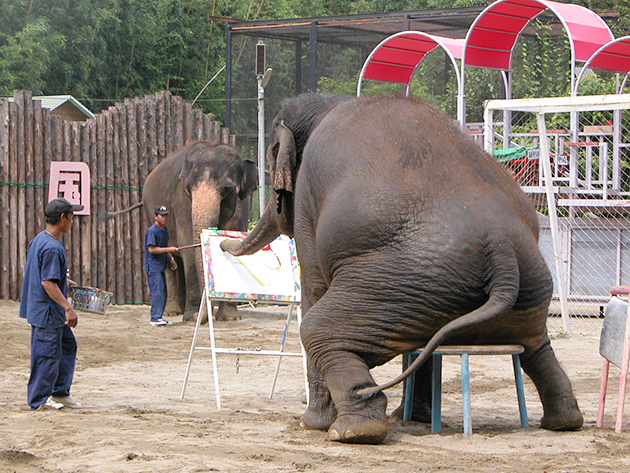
[{"x1": 180, "y1": 229, "x2": 308, "y2": 409}]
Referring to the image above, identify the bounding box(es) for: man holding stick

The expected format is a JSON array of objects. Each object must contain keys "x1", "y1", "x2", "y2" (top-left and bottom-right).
[{"x1": 145, "y1": 205, "x2": 178, "y2": 326}]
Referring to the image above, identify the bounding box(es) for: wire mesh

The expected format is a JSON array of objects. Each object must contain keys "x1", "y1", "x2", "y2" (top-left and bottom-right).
[{"x1": 487, "y1": 101, "x2": 630, "y2": 334}]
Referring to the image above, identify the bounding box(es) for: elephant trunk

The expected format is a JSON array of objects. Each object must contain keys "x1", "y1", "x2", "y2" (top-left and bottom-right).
[
  {"x1": 191, "y1": 183, "x2": 223, "y2": 289},
  {"x1": 220, "y1": 192, "x2": 282, "y2": 256}
]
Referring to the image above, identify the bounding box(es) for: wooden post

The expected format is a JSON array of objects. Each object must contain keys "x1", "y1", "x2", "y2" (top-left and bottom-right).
[
  {"x1": 157, "y1": 91, "x2": 167, "y2": 166},
  {"x1": 33, "y1": 102, "x2": 44, "y2": 237},
  {"x1": 96, "y1": 114, "x2": 107, "y2": 292},
  {"x1": 146, "y1": 95, "x2": 157, "y2": 174},
  {"x1": 119, "y1": 103, "x2": 131, "y2": 301},
  {"x1": 8, "y1": 100, "x2": 17, "y2": 299},
  {"x1": 15, "y1": 91, "x2": 27, "y2": 296},
  {"x1": 79, "y1": 122, "x2": 91, "y2": 287},
  {"x1": 24, "y1": 91, "x2": 34, "y2": 248},
  {"x1": 105, "y1": 110, "x2": 116, "y2": 302},
  {"x1": 0, "y1": 99, "x2": 9, "y2": 298},
  {"x1": 126, "y1": 98, "x2": 142, "y2": 303},
  {"x1": 88, "y1": 118, "x2": 98, "y2": 288}
]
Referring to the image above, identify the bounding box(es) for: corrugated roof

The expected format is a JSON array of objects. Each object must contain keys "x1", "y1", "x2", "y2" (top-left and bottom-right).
[
  {"x1": 34, "y1": 95, "x2": 94, "y2": 119},
  {"x1": 8, "y1": 94, "x2": 94, "y2": 120}
]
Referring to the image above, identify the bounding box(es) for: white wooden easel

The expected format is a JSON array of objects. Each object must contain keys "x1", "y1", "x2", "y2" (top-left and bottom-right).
[
  {"x1": 180, "y1": 229, "x2": 308, "y2": 409},
  {"x1": 180, "y1": 291, "x2": 308, "y2": 408}
]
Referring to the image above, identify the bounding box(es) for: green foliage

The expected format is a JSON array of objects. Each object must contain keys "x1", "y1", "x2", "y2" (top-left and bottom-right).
[
  {"x1": 0, "y1": 0, "x2": 627, "y2": 126},
  {"x1": 0, "y1": 18, "x2": 65, "y2": 95}
]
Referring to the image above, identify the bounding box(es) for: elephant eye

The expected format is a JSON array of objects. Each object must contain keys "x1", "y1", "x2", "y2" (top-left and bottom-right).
[{"x1": 221, "y1": 186, "x2": 235, "y2": 198}]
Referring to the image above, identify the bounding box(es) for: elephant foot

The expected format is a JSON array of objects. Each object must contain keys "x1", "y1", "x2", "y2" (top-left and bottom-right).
[
  {"x1": 541, "y1": 396, "x2": 583, "y2": 431},
  {"x1": 389, "y1": 399, "x2": 431, "y2": 424},
  {"x1": 182, "y1": 311, "x2": 197, "y2": 322},
  {"x1": 215, "y1": 302, "x2": 242, "y2": 321},
  {"x1": 326, "y1": 392, "x2": 389, "y2": 444},
  {"x1": 300, "y1": 404, "x2": 337, "y2": 431},
  {"x1": 164, "y1": 309, "x2": 183, "y2": 318}
]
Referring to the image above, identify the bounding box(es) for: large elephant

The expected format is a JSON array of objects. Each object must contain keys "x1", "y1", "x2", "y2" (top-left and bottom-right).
[
  {"x1": 220, "y1": 94, "x2": 583, "y2": 444},
  {"x1": 106, "y1": 140, "x2": 257, "y2": 321}
]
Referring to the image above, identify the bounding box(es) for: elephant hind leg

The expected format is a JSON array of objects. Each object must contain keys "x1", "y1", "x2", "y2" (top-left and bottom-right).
[
  {"x1": 390, "y1": 359, "x2": 432, "y2": 424},
  {"x1": 300, "y1": 359, "x2": 337, "y2": 432},
  {"x1": 521, "y1": 342, "x2": 583, "y2": 431}
]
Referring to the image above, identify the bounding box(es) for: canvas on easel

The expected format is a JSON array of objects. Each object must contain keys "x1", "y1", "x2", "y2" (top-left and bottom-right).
[
  {"x1": 181, "y1": 228, "x2": 307, "y2": 409},
  {"x1": 202, "y1": 228, "x2": 300, "y2": 303}
]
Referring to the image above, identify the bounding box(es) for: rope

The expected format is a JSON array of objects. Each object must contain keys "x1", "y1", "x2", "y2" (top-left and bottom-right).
[{"x1": 0, "y1": 180, "x2": 143, "y2": 191}]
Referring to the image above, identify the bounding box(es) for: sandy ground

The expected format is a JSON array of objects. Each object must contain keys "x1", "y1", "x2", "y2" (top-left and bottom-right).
[{"x1": 1, "y1": 299, "x2": 630, "y2": 473}]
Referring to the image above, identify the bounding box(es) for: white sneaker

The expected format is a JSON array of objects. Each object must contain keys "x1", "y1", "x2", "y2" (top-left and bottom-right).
[
  {"x1": 43, "y1": 397, "x2": 64, "y2": 409},
  {"x1": 52, "y1": 394, "x2": 83, "y2": 409},
  {"x1": 150, "y1": 318, "x2": 173, "y2": 326}
]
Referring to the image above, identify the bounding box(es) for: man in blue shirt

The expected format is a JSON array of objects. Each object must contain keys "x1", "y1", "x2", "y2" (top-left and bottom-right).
[
  {"x1": 145, "y1": 205, "x2": 178, "y2": 326},
  {"x1": 20, "y1": 198, "x2": 84, "y2": 410}
]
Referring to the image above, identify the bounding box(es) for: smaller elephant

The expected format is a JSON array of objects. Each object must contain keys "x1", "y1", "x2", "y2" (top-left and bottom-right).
[{"x1": 103, "y1": 140, "x2": 258, "y2": 321}]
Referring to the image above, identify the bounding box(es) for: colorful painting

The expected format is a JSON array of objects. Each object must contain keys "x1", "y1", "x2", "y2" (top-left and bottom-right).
[{"x1": 201, "y1": 228, "x2": 301, "y2": 302}]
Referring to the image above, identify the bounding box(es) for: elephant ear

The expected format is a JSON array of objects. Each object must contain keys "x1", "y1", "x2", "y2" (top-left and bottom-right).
[
  {"x1": 238, "y1": 159, "x2": 258, "y2": 199},
  {"x1": 272, "y1": 121, "x2": 297, "y2": 214}
]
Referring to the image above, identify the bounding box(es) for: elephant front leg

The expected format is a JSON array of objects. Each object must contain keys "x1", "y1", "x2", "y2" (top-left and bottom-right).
[
  {"x1": 521, "y1": 341, "x2": 583, "y2": 431},
  {"x1": 164, "y1": 265, "x2": 184, "y2": 317},
  {"x1": 182, "y1": 252, "x2": 202, "y2": 322}
]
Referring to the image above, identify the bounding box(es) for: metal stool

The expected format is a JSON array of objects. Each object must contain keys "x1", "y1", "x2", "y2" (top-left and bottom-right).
[{"x1": 403, "y1": 345, "x2": 528, "y2": 435}]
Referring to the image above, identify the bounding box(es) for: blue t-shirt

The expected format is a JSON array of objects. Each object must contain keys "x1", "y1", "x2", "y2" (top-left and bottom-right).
[
  {"x1": 144, "y1": 223, "x2": 169, "y2": 273},
  {"x1": 19, "y1": 230, "x2": 69, "y2": 329}
]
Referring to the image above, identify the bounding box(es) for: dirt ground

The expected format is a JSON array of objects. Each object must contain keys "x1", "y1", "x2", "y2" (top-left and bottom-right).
[{"x1": 1, "y1": 299, "x2": 630, "y2": 473}]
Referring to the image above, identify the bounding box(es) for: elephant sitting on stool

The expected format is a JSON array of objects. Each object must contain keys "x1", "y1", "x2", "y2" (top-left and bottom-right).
[
  {"x1": 221, "y1": 94, "x2": 583, "y2": 444},
  {"x1": 104, "y1": 140, "x2": 257, "y2": 321}
]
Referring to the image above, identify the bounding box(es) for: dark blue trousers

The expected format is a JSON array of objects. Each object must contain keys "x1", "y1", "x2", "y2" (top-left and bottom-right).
[
  {"x1": 28, "y1": 324, "x2": 77, "y2": 410},
  {"x1": 147, "y1": 270, "x2": 167, "y2": 321}
]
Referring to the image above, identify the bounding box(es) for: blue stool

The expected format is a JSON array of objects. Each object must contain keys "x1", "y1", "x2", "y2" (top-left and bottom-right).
[{"x1": 403, "y1": 345, "x2": 528, "y2": 435}]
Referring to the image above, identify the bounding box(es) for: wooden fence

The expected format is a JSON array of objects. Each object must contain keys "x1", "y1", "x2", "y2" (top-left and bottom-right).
[{"x1": 0, "y1": 90, "x2": 235, "y2": 304}]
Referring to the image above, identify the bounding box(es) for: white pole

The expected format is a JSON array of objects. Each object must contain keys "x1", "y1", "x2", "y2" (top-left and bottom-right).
[
  {"x1": 536, "y1": 112, "x2": 571, "y2": 332},
  {"x1": 257, "y1": 76, "x2": 266, "y2": 219}
]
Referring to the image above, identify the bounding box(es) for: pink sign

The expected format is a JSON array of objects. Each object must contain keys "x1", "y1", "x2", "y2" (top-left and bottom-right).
[{"x1": 48, "y1": 161, "x2": 91, "y2": 215}]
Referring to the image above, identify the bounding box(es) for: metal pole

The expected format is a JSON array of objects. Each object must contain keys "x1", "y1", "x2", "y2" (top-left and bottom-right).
[
  {"x1": 257, "y1": 75, "x2": 265, "y2": 218},
  {"x1": 536, "y1": 112, "x2": 571, "y2": 332}
]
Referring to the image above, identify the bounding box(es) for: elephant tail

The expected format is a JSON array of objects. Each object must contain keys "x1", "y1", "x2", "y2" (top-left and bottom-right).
[
  {"x1": 99, "y1": 202, "x2": 144, "y2": 220},
  {"x1": 357, "y1": 243, "x2": 521, "y2": 398}
]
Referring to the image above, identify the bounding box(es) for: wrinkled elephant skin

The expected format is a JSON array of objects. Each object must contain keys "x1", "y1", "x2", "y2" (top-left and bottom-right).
[
  {"x1": 221, "y1": 95, "x2": 583, "y2": 444},
  {"x1": 143, "y1": 141, "x2": 257, "y2": 322}
]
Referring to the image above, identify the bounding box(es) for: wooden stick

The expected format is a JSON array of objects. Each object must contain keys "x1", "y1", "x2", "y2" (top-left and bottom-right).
[{"x1": 178, "y1": 243, "x2": 201, "y2": 250}]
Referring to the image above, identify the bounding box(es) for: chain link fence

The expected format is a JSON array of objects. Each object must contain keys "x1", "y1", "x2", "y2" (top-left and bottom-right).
[{"x1": 483, "y1": 97, "x2": 630, "y2": 334}]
